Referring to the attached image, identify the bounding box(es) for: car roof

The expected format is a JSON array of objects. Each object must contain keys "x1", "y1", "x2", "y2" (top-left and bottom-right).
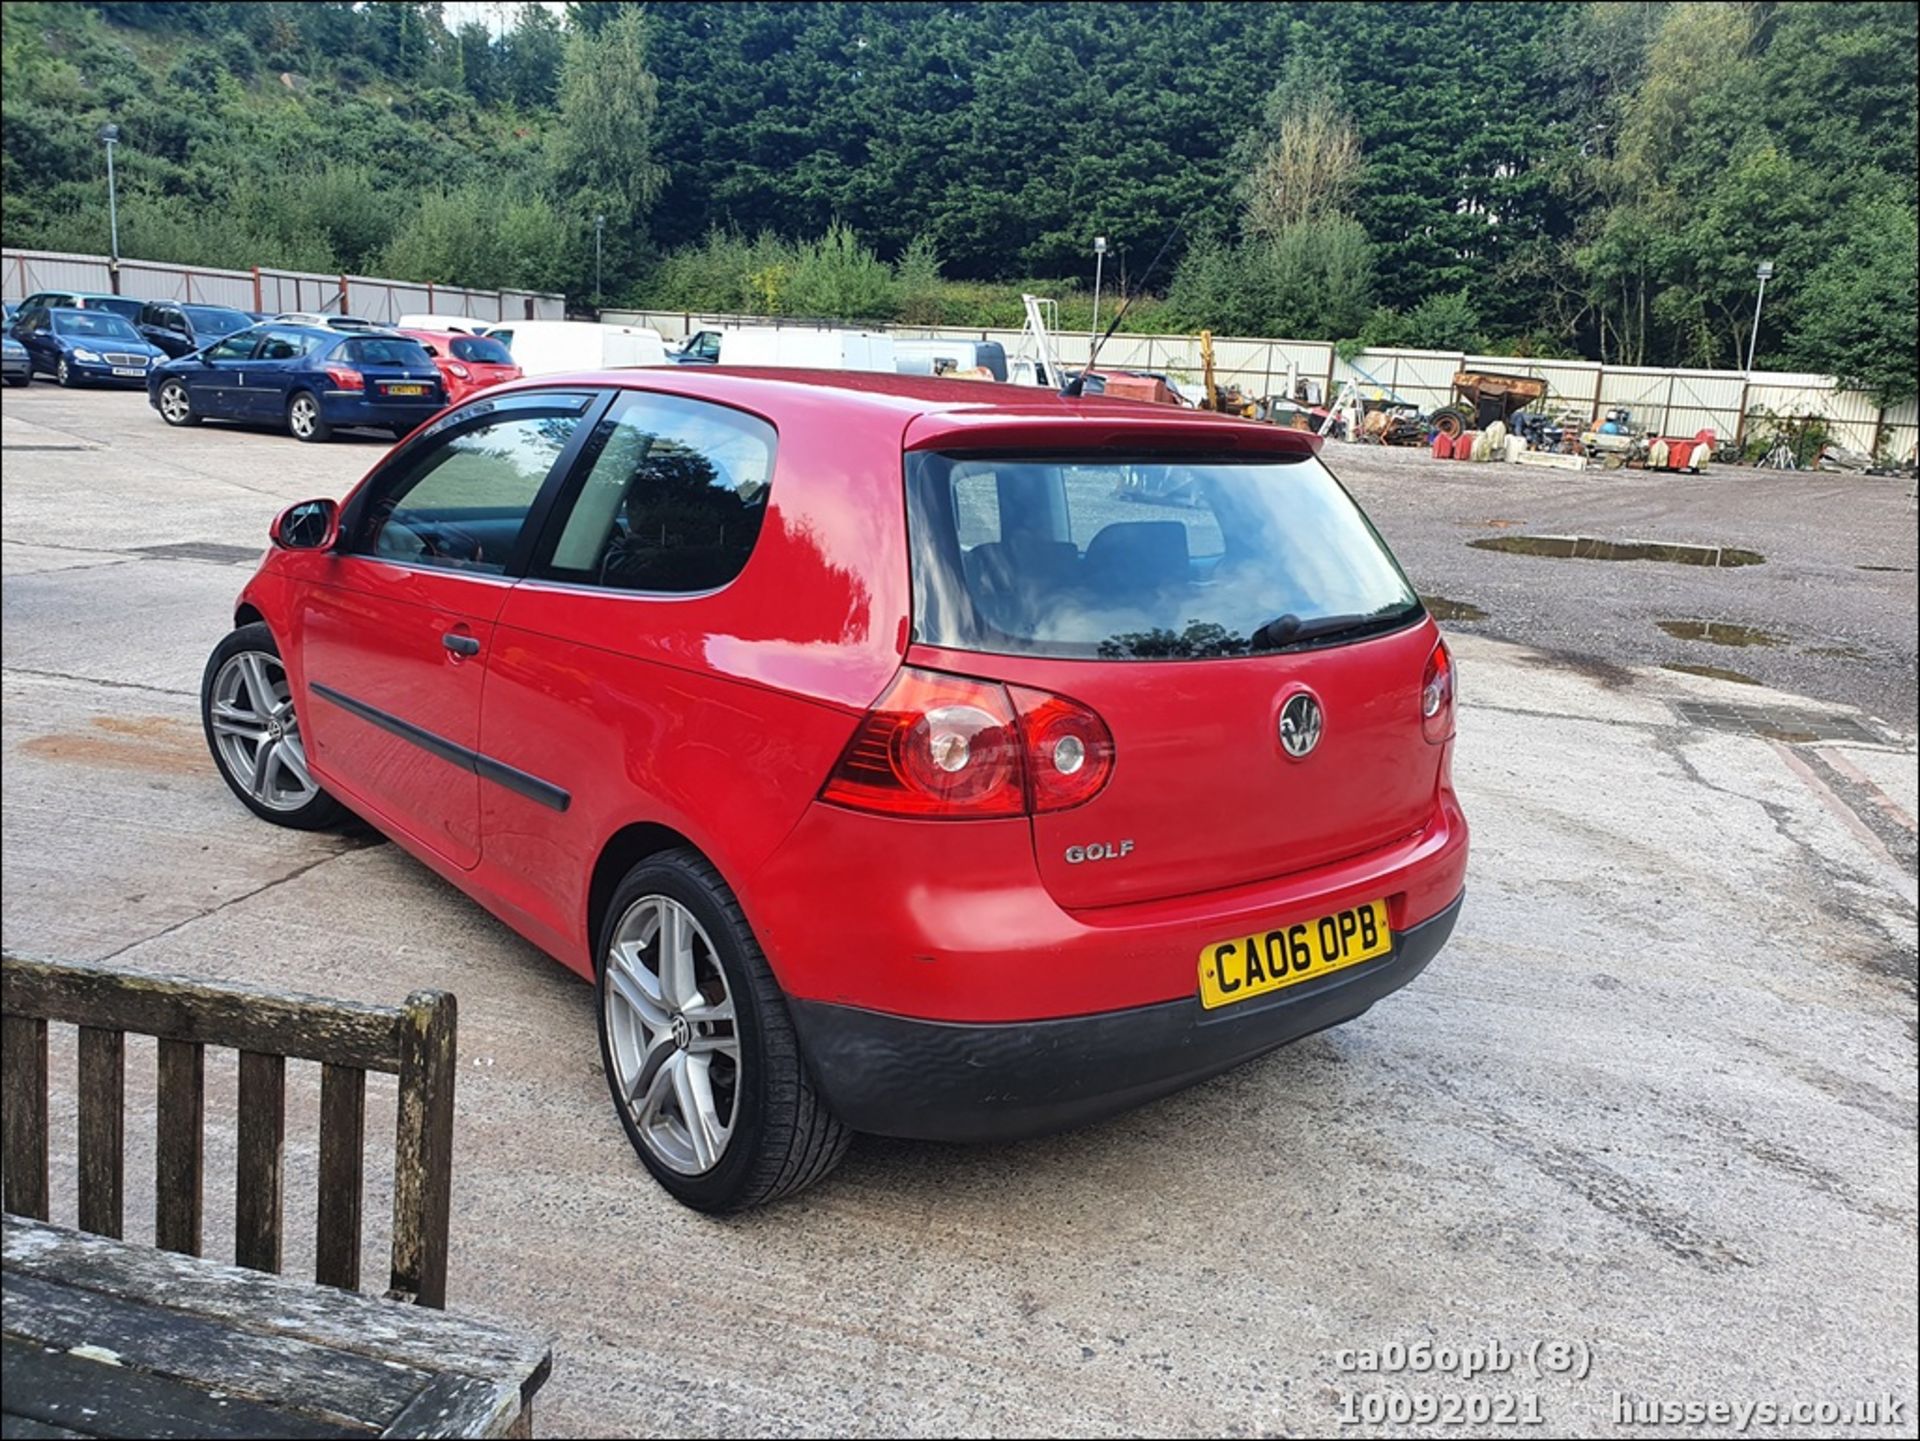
[{"x1": 480, "y1": 367, "x2": 1325, "y2": 457}]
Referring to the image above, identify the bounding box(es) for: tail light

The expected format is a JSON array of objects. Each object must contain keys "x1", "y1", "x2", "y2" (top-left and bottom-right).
[
  {"x1": 322, "y1": 364, "x2": 363, "y2": 390},
  {"x1": 1422, "y1": 639, "x2": 1455, "y2": 745},
  {"x1": 447, "y1": 362, "x2": 470, "y2": 379},
  {"x1": 822, "y1": 667, "x2": 1115, "y2": 819}
]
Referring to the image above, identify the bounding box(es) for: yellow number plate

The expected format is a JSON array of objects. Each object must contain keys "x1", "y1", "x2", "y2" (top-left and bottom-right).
[
  {"x1": 386, "y1": 384, "x2": 427, "y2": 396},
  {"x1": 1198, "y1": 899, "x2": 1391, "y2": 1009}
]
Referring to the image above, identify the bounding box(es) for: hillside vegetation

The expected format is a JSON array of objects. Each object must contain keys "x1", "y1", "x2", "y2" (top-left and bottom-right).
[{"x1": 2, "y1": 1, "x2": 1913, "y2": 396}]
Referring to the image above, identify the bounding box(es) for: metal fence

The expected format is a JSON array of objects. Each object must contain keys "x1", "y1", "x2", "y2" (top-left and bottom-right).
[
  {"x1": 2, "y1": 248, "x2": 564, "y2": 326},
  {"x1": 607, "y1": 306, "x2": 1917, "y2": 461}
]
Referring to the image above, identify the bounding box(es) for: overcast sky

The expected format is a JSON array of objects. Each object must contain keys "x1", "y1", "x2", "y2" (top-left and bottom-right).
[{"x1": 439, "y1": 1, "x2": 567, "y2": 38}]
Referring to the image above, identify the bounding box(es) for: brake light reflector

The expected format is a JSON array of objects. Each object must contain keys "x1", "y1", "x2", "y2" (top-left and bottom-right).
[
  {"x1": 323, "y1": 364, "x2": 364, "y2": 391},
  {"x1": 1422, "y1": 639, "x2": 1455, "y2": 744},
  {"x1": 822, "y1": 668, "x2": 1116, "y2": 818},
  {"x1": 447, "y1": 362, "x2": 470, "y2": 379}
]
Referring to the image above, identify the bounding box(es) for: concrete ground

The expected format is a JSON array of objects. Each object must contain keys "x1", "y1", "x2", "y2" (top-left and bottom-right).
[{"x1": 3, "y1": 385, "x2": 1916, "y2": 1437}]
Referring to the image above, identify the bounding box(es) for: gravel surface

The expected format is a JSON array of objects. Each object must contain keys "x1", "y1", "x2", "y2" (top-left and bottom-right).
[{"x1": 1327, "y1": 443, "x2": 1919, "y2": 729}]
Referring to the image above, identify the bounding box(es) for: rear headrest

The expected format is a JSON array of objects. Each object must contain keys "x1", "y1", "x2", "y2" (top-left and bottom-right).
[{"x1": 1082, "y1": 521, "x2": 1190, "y2": 588}]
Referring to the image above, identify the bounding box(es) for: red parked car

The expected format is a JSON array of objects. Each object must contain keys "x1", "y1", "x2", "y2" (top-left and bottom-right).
[
  {"x1": 201, "y1": 370, "x2": 1467, "y2": 1211},
  {"x1": 398, "y1": 328, "x2": 522, "y2": 405}
]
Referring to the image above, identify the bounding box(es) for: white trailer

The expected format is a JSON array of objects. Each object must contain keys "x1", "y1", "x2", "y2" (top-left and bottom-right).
[{"x1": 715, "y1": 327, "x2": 896, "y2": 372}]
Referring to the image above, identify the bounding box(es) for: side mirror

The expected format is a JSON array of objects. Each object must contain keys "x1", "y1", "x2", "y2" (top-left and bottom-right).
[{"x1": 270, "y1": 498, "x2": 340, "y2": 551}]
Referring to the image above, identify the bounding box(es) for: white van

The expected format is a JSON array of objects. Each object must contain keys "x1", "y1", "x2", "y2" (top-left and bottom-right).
[
  {"x1": 395, "y1": 313, "x2": 493, "y2": 336},
  {"x1": 486, "y1": 321, "x2": 668, "y2": 376},
  {"x1": 713, "y1": 327, "x2": 896, "y2": 372}
]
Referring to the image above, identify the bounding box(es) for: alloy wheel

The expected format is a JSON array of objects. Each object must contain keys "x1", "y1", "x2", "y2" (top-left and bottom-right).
[
  {"x1": 289, "y1": 396, "x2": 317, "y2": 438},
  {"x1": 159, "y1": 382, "x2": 191, "y2": 423},
  {"x1": 602, "y1": 895, "x2": 741, "y2": 1175},
  {"x1": 207, "y1": 651, "x2": 318, "y2": 813}
]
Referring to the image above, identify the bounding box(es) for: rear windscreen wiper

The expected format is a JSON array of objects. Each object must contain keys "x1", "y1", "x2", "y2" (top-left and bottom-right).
[{"x1": 1249, "y1": 607, "x2": 1418, "y2": 652}]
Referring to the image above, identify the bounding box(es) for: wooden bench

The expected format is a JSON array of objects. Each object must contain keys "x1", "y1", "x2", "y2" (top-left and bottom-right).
[{"x1": 1, "y1": 952, "x2": 456, "y2": 1308}]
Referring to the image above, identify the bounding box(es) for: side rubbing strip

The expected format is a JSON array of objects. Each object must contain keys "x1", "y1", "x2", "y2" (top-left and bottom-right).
[{"x1": 310, "y1": 683, "x2": 570, "y2": 813}]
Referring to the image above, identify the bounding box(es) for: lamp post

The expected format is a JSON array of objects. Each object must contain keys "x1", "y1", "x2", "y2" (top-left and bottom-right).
[
  {"x1": 1745, "y1": 260, "x2": 1774, "y2": 372},
  {"x1": 99, "y1": 124, "x2": 121, "y2": 291},
  {"x1": 1089, "y1": 235, "x2": 1108, "y2": 365},
  {"x1": 594, "y1": 213, "x2": 605, "y2": 309}
]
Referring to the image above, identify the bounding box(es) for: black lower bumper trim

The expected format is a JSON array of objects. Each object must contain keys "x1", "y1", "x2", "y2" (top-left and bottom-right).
[{"x1": 790, "y1": 891, "x2": 1463, "y2": 1143}]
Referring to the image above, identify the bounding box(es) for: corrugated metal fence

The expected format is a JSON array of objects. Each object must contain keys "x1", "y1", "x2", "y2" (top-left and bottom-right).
[
  {"x1": 608, "y1": 306, "x2": 1917, "y2": 460},
  {"x1": 2, "y1": 248, "x2": 563, "y2": 326}
]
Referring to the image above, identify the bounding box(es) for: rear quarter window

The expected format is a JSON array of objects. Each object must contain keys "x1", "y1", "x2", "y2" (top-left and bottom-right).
[{"x1": 451, "y1": 335, "x2": 514, "y2": 365}]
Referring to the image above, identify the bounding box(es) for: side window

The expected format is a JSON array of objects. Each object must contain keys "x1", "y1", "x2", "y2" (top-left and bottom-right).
[
  {"x1": 204, "y1": 331, "x2": 258, "y2": 362},
  {"x1": 256, "y1": 328, "x2": 314, "y2": 361},
  {"x1": 537, "y1": 393, "x2": 776, "y2": 594},
  {"x1": 951, "y1": 470, "x2": 1002, "y2": 550},
  {"x1": 1061, "y1": 464, "x2": 1226, "y2": 560},
  {"x1": 356, "y1": 412, "x2": 584, "y2": 575}
]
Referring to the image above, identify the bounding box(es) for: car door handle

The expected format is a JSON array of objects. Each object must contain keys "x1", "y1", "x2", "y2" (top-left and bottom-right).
[{"x1": 442, "y1": 632, "x2": 481, "y2": 657}]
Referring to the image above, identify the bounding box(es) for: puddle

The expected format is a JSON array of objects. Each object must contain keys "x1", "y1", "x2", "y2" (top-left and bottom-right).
[
  {"x1": 1664, "y1": 663, "x2": 1760, "y2": 685},
  {"x1": 1421, "y1": 595, "x2": 1489, "y2": 622},
  {"x1": 1805, "y1": 645, "x2": 1869, "y2": 660},
  {"x1": 1470, "y1": 535, "x2": 1765, "y2": 567},
  {"x1": 1656, "y1": 619, "x2": 1786, "y2": 648}
]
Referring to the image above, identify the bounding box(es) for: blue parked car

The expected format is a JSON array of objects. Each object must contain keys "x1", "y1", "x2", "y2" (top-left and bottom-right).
[
  {"x1": 3, "y1": 331, "x2": 29, "y2": 387},
  {"x1": 12, "y1": 307, "x2": 168, "y2": 387},
  {"x1": 148, "y1": 323, "x2": 446, "y2": 442}
]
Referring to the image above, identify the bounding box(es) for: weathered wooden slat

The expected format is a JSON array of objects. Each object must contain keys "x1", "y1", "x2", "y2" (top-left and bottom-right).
[
  {"x1": 389, "y1": 992, "x2": 456, "y2": 1309},
  {"x1": 2, "y1": 1271, "x2": 422, "y2": 1433},
  {"x1": 315, "y1": 1063, "x2": 365, "y2": 1292},
  {"x1": 380, "y1": 1370, "x2": 523, "y2": 1440},
  {"x1": 0, "y1": 1329, "x2": 372, "y2": 1439},
  {"x1": 4, "y1": 1217, "x2": 551, "y2": 1392},
  {"x1": 0, "y1": 1414, "x2": 91, "y2": 1439},
  {"x1": 234, "y1": 1052, "x2": 285, "y2": 1274},
  {"x1": 2, "y1": 955, "x2": 405, "y2": 1075},
  {"x1": 0, "y1": 1015, "x2": 49, "y2": 1222},
  {"x1": 153, "y1": 1040, "x2": 203, "y2": 1257},
  {"x1": 76, "y1": 1026, "x2": 126, "y2": 1239}
]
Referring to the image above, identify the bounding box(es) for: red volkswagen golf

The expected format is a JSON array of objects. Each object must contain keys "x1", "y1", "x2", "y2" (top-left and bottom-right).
[{"x1": 202, "y1": 370, "x2": 1467, "y2": 1211}]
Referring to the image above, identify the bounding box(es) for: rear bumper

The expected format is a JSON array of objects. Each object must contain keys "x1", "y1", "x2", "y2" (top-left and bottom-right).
[
  {"x1": 791, "y1": 890, "x2": 1462, "y2": 1142},
  {"x1": 318, "y1": 391, "x2": 444, "y2": 427}
]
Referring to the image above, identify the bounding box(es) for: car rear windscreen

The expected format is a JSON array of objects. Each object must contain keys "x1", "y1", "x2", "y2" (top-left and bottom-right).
[
  {"x1": 343, "y1": 338, "x2": 430, "y2": 366},
  {"x1": 451, "y1": 335, "x2": 514, "y2": 365},
  {"x1": 905, "y1": 452, "x2": 1421, "y2": 661}
]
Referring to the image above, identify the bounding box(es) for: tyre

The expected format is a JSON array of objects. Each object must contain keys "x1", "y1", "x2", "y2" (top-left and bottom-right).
[
  {"x1": 56, "y1": 358, "x2": 79, "y2": 388},
  {"x1": 4, "y1": 375, "x2": 25, "y2": 388},
  {"x1": 201, "y1": 623, "x2": 347, "y2": 830},
  {"x1": 156, "y1": 378, "x2": 200, "y2": 426},
  {"x1": 287, "y1": 390, "x2": 332, "y2": 443},
  {"x1": 595, "y1": 848, "x2": 850, "y2": 1212},
  {"x1": 1428, "y1": 405, "x2": 1469, "y2": 439}
]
